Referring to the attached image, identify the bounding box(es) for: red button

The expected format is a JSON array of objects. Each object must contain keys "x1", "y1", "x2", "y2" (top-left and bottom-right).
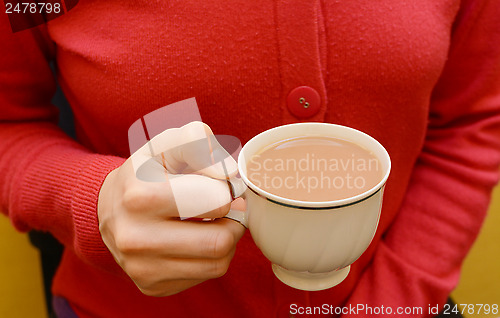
[{"x1": 287, "y1": 86, "x2": 321, "y2": 119}]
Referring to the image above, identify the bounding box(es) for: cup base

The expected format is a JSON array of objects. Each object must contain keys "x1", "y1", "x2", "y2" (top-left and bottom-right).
[{"x1": 272, "y1": 264, "x2": 350, "y2": 291}]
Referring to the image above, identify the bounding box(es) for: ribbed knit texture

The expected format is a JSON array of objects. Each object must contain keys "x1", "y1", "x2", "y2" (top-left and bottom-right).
[{"x1": 1, "y1": 0, "x2": 500, "y2": 317}]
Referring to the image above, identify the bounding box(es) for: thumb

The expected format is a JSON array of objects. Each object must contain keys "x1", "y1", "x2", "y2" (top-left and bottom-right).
[{"x1": 169, "y1": 174, "x2": 233, "y2": 219}]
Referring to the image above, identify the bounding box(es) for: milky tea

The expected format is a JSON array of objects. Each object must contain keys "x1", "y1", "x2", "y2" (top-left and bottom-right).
[{"x1": 246, "y1": 136, "x2": 383, "y2": 202}]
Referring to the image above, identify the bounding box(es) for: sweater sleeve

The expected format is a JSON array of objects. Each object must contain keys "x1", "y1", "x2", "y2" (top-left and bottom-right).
[
  {"x1": 342, "y1": 1, "x2": 500, "y2": 316},
  {"x1": 0, "y1": 13, "x2": 125, "y2": 272}
]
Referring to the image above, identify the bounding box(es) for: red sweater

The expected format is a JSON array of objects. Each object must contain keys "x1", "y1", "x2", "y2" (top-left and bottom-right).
[{"x1": 1, "y1": 1, "x2": 500, "y2": 317}]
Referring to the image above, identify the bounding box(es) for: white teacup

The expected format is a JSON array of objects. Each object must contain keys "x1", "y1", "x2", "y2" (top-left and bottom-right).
[{"x1": 226, "y1": 122, "x2": 391, "y2": 291}]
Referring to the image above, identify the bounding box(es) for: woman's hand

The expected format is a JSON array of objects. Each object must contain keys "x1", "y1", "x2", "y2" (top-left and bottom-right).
[{"x1": 97, "y1": 122, "x2": 245, "y2": 296}]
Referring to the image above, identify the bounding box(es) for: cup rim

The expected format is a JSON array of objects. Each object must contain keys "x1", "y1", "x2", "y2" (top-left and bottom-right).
[{"x1": 238, "y1": 122, "x2": 391, "y2": 209}]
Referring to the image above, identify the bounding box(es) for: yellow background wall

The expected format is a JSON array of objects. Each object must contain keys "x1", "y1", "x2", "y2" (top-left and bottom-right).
[
  {"x1": 452, "y1": 184, "x2": 500, "y2": 317},
  {"x1": 0, "y1": 185, "x2": 499, "y2": 317},
  {"x1": 0, "y1": 218, "x2": 46, "y2": 318}
]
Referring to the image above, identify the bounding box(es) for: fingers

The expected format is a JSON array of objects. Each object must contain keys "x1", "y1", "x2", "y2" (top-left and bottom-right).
[
  {"x1": 112, "y1": 218, "x2": 245, "y2": 260},
  {"x1": 111, "y1": 218, "x2": 245, "y2": 297},
  {"x1": 100, "y1": 127, "x2": 246, "y2": 298},
  {"x1": 122, "y1": 173, "x2": 233, "y2": 219},
  {"x1": 126, "y1": 252, "x2": 235, "y2": 285}
]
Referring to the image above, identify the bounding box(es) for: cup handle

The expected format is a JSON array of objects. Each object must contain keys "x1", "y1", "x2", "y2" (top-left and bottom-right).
[{"x1": 223, "y1": 177, "x2": 249, "y2": 228}]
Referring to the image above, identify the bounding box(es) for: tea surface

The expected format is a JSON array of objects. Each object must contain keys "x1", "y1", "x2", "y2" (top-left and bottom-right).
[{"x1": 246, "y1": 136, "x2": 382, "y2": 201}]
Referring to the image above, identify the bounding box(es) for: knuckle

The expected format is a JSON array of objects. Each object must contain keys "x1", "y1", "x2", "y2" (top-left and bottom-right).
[
  {"x1": 98, "y1": 222, "x2": 110, "y2": 240},
  {"x1": 114, "y1": 231, "x2": 140, "y2": 255},
  {"x1": 182, "y1": 121, "x2": 211, "y2": 143},
  {"x1": 122, "y1": 187, "x2": 145, "y2": 210},
  {"x1": 185, "y1": 121, "x2": 208, "y2": 133},
  {"x1": 123, "y1": 183, "x2": 165, "y2": 212}
]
